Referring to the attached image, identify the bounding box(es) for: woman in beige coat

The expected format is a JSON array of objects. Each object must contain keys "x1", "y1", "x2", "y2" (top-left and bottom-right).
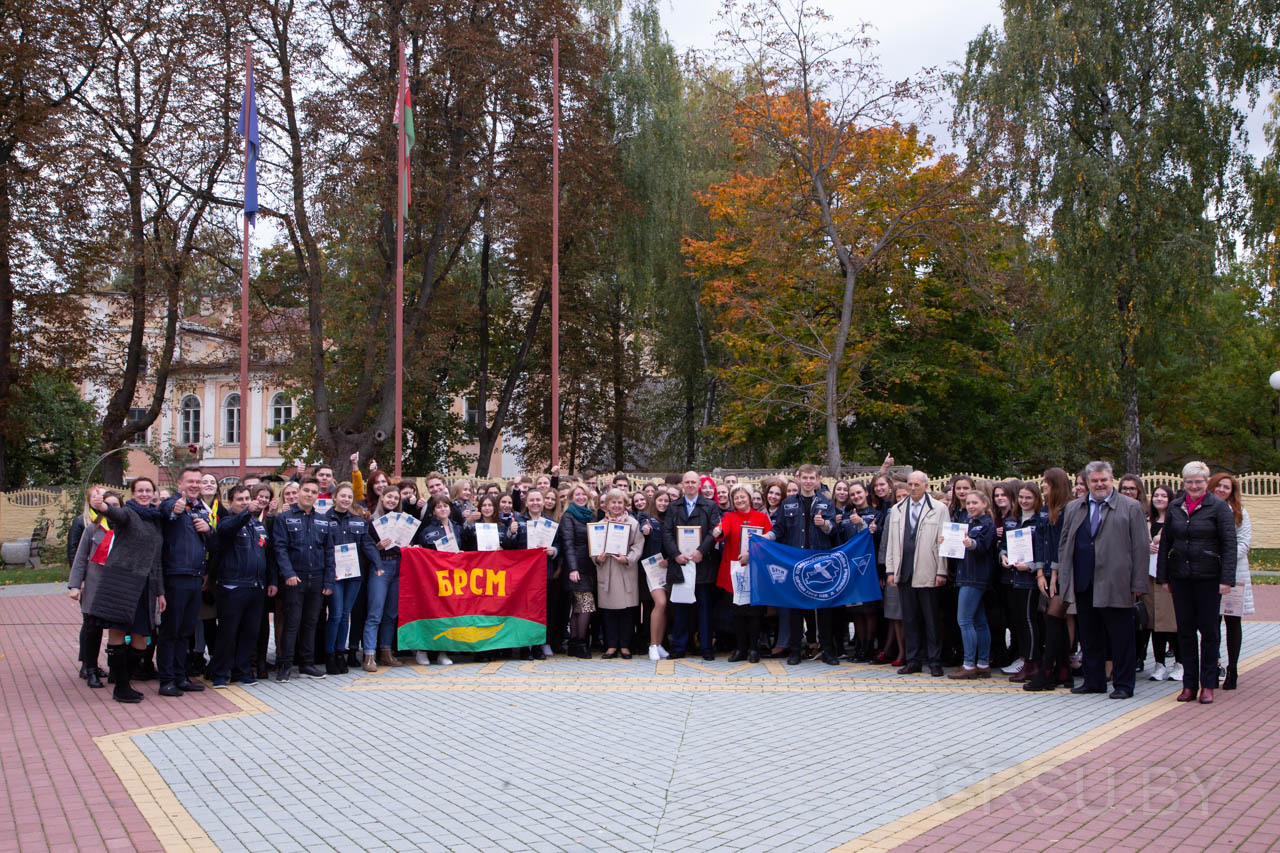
[{"x1": 594, "y1": 488, "x2": 645, "y2": 659}]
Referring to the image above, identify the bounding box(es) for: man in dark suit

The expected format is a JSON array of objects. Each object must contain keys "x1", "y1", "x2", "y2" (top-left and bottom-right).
[
  {"x1": 1057, "y1": 460, "x2": 1151, "y2": 699},
  {"x1": 662, "y1": 470, "x2": 722, "y2": 659}
]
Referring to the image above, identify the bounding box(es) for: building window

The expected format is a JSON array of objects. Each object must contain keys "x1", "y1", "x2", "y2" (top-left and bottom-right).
[
  {"x1": 223, "y1": 393, "x2": 241, "y2": 445},
  {"x1": 464, "y1": 397, "x2": 479, "y2": 428},
  {"x1": 269, "y1": 393, "x2": 292, "y2": 445},
  {"x1": 125, "y1": 407, "x2": 150, "y2": 445},
  {"x1": 179, "y1": 395, "x2": 201, "y2": 446}
]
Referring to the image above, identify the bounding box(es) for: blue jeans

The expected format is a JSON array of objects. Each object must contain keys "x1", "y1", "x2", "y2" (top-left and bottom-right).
[
  {"x1": 956, "y1": 585, "x2": 990, "y2": 668},
  {"x1": 362, "y1": 559, "x2": 400, "y2": 652},
  {"x1": 325, "y1": 577, "x2": 363, "y2": 653}
]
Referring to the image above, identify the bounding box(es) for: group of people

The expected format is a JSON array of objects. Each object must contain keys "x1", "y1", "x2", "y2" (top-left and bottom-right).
[{"x1": 66, "y1": 455, "x2": 1250, "y2": 707}]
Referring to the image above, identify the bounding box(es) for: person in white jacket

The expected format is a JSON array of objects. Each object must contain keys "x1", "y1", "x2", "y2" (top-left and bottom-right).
[{"x1": 1211, "y1": 473, "x2": 1252, "y2": 690}]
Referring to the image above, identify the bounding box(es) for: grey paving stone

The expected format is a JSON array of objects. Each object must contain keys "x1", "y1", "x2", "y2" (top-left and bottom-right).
[{"x1": 129, "y1": 622, "x2": 1280, "y2": 853}]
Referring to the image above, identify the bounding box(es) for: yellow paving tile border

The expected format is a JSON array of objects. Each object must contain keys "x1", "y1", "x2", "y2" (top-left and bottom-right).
[
  {"x1": 93, "y1": 686, "x2": 275, "y2": 853},
  {"x1": 827, "y1": 642, "x2": 1280, "y2": 852}
]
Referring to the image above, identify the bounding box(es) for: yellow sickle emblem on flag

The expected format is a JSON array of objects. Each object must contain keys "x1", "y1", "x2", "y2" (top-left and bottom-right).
[{"x1": 432, "y1": 623, "x2": 505, "y2": 643}]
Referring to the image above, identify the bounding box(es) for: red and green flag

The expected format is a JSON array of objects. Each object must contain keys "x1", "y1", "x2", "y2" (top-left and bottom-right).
[
  {"x1": 392, "y1": 43, "x2": 414, "y2": 219},
  {"x1": 398, "y1": 547, "x2": 546, "y2": 652}
]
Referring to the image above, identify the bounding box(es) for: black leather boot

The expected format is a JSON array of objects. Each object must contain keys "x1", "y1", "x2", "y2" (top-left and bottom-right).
[{"x1": 107, "y1": 644, "x2": 143, "y2": 703}]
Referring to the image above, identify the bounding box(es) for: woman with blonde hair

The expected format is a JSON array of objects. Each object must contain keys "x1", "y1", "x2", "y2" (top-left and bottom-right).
[
  {"x1": 1156, "y1": 461, "x2": 1236, "y2": 704},
  {"x1": 560, "y1": 483, "x2": 600, "y2": 658},
  {"x1": 594, "y1": 489, "x2": 645, "y2": 658}
]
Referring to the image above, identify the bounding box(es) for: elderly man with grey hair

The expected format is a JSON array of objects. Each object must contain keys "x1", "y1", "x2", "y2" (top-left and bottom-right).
[{"x1": 1057, "y1": 461, "x2": 1152, "y2": 698}]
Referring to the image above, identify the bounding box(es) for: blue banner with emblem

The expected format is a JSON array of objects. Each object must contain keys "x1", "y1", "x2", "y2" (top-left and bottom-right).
[{"x1": 747, "y1": 530, "x2": 880, "y2": 608}]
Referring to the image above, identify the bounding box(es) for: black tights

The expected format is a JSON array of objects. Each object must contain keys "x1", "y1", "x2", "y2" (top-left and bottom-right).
[
  {"x1": 1223, "y1": 615, "x2": 1242, "y2": 672},
  {"x1": 79, "y1": 619, "x2": 103, "y2": 669},
  {"x1": 1152, "y1": 631, "x2": 1180, "y2": 664}
]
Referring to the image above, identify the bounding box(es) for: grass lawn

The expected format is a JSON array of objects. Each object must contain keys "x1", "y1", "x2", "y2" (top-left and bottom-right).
[
  {"x1": 1252, "y1": 549, "x2": 1280, "y2": 571},
  {"x1": 1, "y1": 555, "x2": 69, "y2": 586}
]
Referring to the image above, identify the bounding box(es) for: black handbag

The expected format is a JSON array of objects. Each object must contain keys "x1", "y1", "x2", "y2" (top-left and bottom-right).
[{"x1": 1134, "y1": 598, "x2": 1151, "y2": 631}]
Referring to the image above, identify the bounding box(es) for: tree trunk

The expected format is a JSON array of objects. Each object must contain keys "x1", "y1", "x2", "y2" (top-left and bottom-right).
[
  {"x1": 611, "y1": 284, "x2": 625, "y2": 470},
  {"x1": 683, "y1": 381, "x2": 696, "y2": 468},
  {"x1": 475, "y1": 282, "x2": 549, "y2": 477},
  {"x1": 1120, "y1": 344, "x2": 1141, "y2": 474},
  {"x1": 0, "y1": 170, "x2": 12, "y2": 488}
]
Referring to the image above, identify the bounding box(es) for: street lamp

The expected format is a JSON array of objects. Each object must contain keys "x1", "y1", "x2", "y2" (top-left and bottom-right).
[{"x1": 1271, "y1": 372, "x2": 1280, "y2": 451}]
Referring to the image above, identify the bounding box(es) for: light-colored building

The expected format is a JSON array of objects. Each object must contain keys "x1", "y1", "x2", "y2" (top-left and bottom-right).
[{"x1": 80, "y1": 294, "x2": 512, "y2": 483}]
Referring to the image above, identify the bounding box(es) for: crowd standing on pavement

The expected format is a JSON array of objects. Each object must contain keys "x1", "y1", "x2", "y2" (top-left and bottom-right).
[{"x1": 66, "y1": 454, "x2": 1250, "y2": 706}]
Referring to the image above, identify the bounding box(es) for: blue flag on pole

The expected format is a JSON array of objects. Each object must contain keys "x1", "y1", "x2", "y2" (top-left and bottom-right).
[
  {"x1": 237, "y1": 59, "x2": 259, "y2": 226},
  {"x1": 748, "y1": 530, "x2": 881, "y2": 608}
]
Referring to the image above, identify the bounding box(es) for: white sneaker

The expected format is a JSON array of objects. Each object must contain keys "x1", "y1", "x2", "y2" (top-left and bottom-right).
[
  {"x1": 1002, "y1": 657, "x2": 1025, "y2": 675},
  {"x1": 541, "y1": 644, "x2": 554, "y2": 658},
  {"x1": 1149, "y1": 663, "x2": 1168, "y2": 681},
  {"x1": 414, "y1": 650, "x2": 430, "y2": 666},
  {"x1": 657, "y1": 645, "x2": 670, "y2": 659},
  {"x1": 436, "y1": 653, "x2": 453, "y2": 666},
  {"x1": 1167, "y1": 662, "x2": 1184, "y2": 682},
  {"x1": 648, "y1": 645, "x2": 662, "y2": 661}
]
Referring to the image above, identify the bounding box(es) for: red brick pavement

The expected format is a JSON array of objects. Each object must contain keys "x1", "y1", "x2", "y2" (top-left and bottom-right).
[
  {"x1": 4, "y1": 585, "x2": 1279, "y2": 853},
  {"x1": 0, "y1": 592, "x2": 238, "y2": 853},
  {"x1": 887, "y1": 585, "x2": 1280, "y2": 853}
]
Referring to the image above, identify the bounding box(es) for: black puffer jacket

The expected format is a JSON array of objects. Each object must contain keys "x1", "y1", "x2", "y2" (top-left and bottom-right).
[
  {"x1": 560, "y1": 511, "x2": 598, "y2": 592},
  {"x1": 1156, "y1": 493, "x2": 1237, "y2": 586}
]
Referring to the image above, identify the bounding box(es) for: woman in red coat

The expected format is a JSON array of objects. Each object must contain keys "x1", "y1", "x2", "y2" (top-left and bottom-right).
[{"x1": 714, "y1": 485, "x2": 773, "y2": 662}]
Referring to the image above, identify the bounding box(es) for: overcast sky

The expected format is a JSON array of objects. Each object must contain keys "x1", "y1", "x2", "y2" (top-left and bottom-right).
[{"x1": 658, "y1": 0, "x2": 1273, "y2": 158}]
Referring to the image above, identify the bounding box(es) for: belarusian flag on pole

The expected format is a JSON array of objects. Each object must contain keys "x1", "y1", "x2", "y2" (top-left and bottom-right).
[{"x1": 392, "y1": 43, "x2": 414, "y2": 218}]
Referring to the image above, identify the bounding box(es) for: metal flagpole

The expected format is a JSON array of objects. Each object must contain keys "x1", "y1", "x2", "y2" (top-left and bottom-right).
[
  {"x1": 240, "y1": 45, "x2": 251, "y2": 481},
  {"x1": 394, "y1": 40, "x2": 406, "y2": 480},
  {"x1": 550, "y1": 37, "x2": 560, "y2": 473}
]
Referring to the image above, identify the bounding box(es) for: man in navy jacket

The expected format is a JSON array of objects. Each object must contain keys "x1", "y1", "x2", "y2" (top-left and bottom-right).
[
  {"x1": 271, "y1": 477, "x2": 336, "y2": 682},
  {"x1": 209, "y1": 485, "x2": 269, "y2": 687},
  {"x1": 157, "y1": 467, "x2": 213, "y2": 697},
  {"x1": 770, "y1": 464, "x2": 840, "y2": 666}
]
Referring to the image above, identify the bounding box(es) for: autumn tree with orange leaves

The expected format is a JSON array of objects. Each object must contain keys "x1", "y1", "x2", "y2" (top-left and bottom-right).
[{"x1": 688, "y1": 0, "x2": 998, "y2": 470}]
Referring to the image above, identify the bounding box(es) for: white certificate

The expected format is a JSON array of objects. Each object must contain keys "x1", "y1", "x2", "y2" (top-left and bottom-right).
[
  {"x1": 527, "y1": 518, "x2": 557, "y2": 550},
  {"x1": 396, "y1": 513, "x2": 421, "y2": 548},
  {"x1": 938, "y1": 522, "x2": 968, "y2": 559},
  {"x1": 604, "y1": 521, "x2": 630, "y2": 556},
  {"x1": 1149, "y1": 552, "x2": 1159, "y2": 578},
  {"x1": 475, "y1": 522, "x2": 501, "y2": 552},
  {"x1": 1006, "y1": 526, "x2": 1035, "y2": 566},
  {"x1": 372, "y1": 514, "x2": 396, "y2": 545},
  {"x1": 434, "y1": 531, "x2": 459, "y2": 553},
  {"x1": 587, "y1": 522, "x2": 608, "y2": 557},
  {"x1": 671, "y1": 568, "x2": 696, "y2": 603},
  {"x1": 641, "y1": 554, "x2": 666, "y2": 591},
  {"x1": 741, "y1": 525, "x2": 763, "y2": 556},
  {"x1": 334, "y1": 542, "x2": 361, "y2": 581},
  {"x1": 729, "y1": 560, "x2": 751, "y2": 606},
  {"x1": 677, "y1": 525, "x2": 701, "y2": 557},
  {"x1": 315, "y1": 497, "x2": 333, "y2": 515}
]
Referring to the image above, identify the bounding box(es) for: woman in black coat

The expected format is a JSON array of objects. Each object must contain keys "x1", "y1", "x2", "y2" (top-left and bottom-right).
[
  {"x1": 1156, "y1": 461, "x2": 1237, "y2": 705},
  {"x1": 79, "y1": 486, "x2": 165, "y2": 702},
  {"x1": 559, "y1": 484, "x2": 599, "y2": 658}
]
